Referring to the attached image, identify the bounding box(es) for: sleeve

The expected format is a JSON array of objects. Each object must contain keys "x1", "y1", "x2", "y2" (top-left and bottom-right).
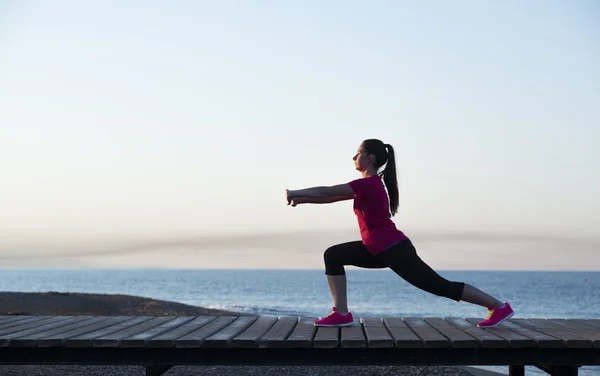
[{"x1": 348, "y1": 177, "x2": 373, "y2": 198}]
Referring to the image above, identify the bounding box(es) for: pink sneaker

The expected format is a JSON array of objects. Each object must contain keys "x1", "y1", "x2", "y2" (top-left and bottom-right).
[
  {"x1": 314, "y1": 307, "x2": 355, "y2": 327},
  {"x1": 478, "y1": 302, "x2": 515, "y2": 328}
]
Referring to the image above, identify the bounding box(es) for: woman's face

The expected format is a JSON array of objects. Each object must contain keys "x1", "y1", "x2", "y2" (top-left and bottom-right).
[{"x1": 353, "y1": 145, "x2": 372, "y2": 172}]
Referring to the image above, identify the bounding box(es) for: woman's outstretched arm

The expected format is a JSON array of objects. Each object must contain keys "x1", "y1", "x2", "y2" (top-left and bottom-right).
[
  {"x1": 290, "y1": 195, "x2": 354, "y2": 206},
  {"x1": 287, "y1": 184, "x2": 355, "y2": 198}
]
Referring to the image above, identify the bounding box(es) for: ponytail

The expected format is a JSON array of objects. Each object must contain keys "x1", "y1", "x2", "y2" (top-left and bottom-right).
[
  {"x1": 382, "y1": 144, "x2": 399, "y2": 216},
  {"x1": 362, "y1": 139, "x2": 400, "y2": 216}
]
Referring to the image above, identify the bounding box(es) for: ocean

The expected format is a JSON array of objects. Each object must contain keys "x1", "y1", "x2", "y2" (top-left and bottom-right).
[{"x1": 1, "y1": 268, "x2": 599, "y2": 375}]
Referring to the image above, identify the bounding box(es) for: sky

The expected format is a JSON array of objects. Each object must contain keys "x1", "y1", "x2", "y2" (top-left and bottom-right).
[{"x1": 1, "y1": 1, "x2": 599, "y2": 270}]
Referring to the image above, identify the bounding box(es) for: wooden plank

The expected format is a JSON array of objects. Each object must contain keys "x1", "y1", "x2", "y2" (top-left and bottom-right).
[
  {"x1": 65, "y1": 316, "x2": 154, "y2": 347},
  {"x1": 147, "y1": 316, "x2": 217, "y2": 348},
  {"x1": 284, "y1": 316, "x2": 317, "y2": 348},
  {"x1": 341, "y1": 319, "x2": 366, "y2": 348},
  {"x1": 446, "y1": 318, "x2": 509, "y2": 348},
  {"x1": 382, "y1": 317, "x2": 422, "y2": 348},
  {"x1": 497, "y1": 320, "x2": 564, "y2": 348},
  {"x1": 571, "y1": 319, "x2": 600, "y2": 331},
  {"x1": 120, "y1": 316, "x2": 196, "y2": 347},
  {"x1": 519, "y1": 318, "x2": 591, "y2": 348},
  {"x1": 534, "y1": 319, "x2": 600, "y2": 347},
  {"x1": 0, "y1": 317, "x2": 42, "y2": 331},
  {"x1": 8, "y1": 316, "x2": 106, "y2": 347},
  {"x1": 580, "y1": 319, "x2": 600, "y2": 330},
  {"x1": 403, "y1": 317, "x2": 450, "y2": 348},
  {"x1": 424, "y1": 317, "x2": 478, "y2": 348},
  {"x1": 93, "y1": 316, "x2": 176, "y2": 347},
  {"x1": 555, "y1": 318, "x2": 600, "y2": 336},
  {"x1": 203, "y1": 316, "x2": 258, "y2": 347},
  {"x1": 0, "y1": 317, "x2": 55, "y2": 334},
  {"x1": 175, "y1": 316, "x2": 238, "y2": 348},
  {"x1": 39, "y1": 316, "x2": 133, "y2": 347},
  {"x1": 512, "y1": 319, "x2": 591, "y2": 348},
  {"x1": 583, "y1": 319, "x2": 600, "y2": 327},
  {"x1": 362, "y1": 318, "x2": 394, "y2": 348},
  {"x1": 257, "y1": 317, "x2": 298, "y2": 348},
  {"x1": 313, "y1": 326, "x2": 339, "y2": 348},
  {"x1": 0, "y1": 316, "x2": 36, "y2": 326},
  {"x1": 0, "y1": 316, "x2": 77, "y2": 346},
  {"x1": 552, "y1": 319, "x2": 600, "y2": 331},
  {"x1": 231, "y1": 316, "x2": 278, "y2": 348},
  {"x1": 463, "y1": 318, "x2": 535, "y2": 348}
]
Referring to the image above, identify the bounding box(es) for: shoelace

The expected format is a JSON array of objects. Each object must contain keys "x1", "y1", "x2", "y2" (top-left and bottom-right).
[
  {"x1": 485, "y1": 308, "x2": 495, "y2": 320},
  {"x1": 322, "y1": 311, "x2": 337, "y2": 319}
]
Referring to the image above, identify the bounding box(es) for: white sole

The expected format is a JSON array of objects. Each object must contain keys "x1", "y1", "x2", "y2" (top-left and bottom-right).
[
  {"x1": 478, "y1": 311, "x2": 515, "y2": 328},
  {"x1": 314, "y1": 321, "x2": 355, "y2": 327}
]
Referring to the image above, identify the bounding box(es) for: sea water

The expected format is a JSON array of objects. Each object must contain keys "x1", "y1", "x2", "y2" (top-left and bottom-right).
[{"x1": 1, "y1": 268, "x2": 599, "y2": 375}]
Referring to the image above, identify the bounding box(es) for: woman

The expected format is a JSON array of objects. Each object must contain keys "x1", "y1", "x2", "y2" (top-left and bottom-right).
[{"x1": 285, "y1": 139, "x2": 514, "y2": 328}]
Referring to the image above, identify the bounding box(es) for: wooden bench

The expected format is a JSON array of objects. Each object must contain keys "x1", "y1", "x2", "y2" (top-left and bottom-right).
[{"x1": 0, "y1": 315, "x2": 599, "y2": 376}]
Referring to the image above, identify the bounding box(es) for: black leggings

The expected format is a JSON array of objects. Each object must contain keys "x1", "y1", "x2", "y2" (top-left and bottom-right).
[{"x1": 324, "y1": 239, "x2": 465, "y2": 302}]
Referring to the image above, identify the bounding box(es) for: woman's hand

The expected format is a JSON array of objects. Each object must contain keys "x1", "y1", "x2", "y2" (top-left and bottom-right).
[
  {"x1": 290, "y1": 197, "x2": 304, "y2": 206},
  {"x1": 286, "y1": 189, "x2": 302, "y2": 207},
  {"x1": 285, "y1": 189, "x2": 294, "y2": 206}
]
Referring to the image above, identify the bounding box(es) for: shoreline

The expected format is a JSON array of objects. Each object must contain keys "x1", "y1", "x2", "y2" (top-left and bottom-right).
[
  {"x1": 0, "y1": 291, "x2": 243, "y2": 317},
  {"x1": 0, "y1": 291, "x2": 505, "y2": 375}
]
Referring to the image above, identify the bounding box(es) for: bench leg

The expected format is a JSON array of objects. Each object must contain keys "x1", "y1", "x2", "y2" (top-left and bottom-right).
[
  {"x1": 145, "y1": 364, "x2": 172, "y2": 376},
  {"x1": 549, "y1": 366, "x2": 578, "y2": 376},
  {"x1": 536, "y1": 365, "x2": 579, "y2": 376},
  {"x1": 509, "y1": 365, "x2": 525, "y2": 376}
]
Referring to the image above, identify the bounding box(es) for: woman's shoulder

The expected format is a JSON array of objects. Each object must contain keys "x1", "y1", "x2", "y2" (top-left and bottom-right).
[{"x1": 349, "y1": 175, "x2": 384, "y2": 196}]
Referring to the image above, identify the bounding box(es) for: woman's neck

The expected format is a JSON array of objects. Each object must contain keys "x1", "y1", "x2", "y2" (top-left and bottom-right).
[{"x1": 361, "y1": 167, "x2": 378, "y2": 178}]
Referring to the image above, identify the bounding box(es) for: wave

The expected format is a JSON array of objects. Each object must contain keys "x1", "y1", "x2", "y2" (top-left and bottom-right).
[{"x1": 205, "y1": 304, "x2": 314, "y2": 317}]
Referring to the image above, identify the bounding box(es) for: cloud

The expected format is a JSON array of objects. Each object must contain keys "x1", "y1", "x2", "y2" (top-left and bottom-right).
[{"x1": 0, "y1": 228, "x2": 597, "y2": 262}]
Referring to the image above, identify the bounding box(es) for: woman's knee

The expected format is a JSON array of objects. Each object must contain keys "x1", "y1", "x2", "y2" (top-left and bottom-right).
[
  {"x1": 323, "y1": 245, "x2": 336, "y2": 263},
  {"x1": 420, "y1": 278, "x2": 465, "y2": 302},
  {"x1": 323, "y1": 245, "x2": 345, "y2": 275},
  {"x1": 384, "y1": 250, "x2": 465, "y2": 301},
  {"x1": 323, "y1": 243, "x2": 348, "y2": 263},
  {"x1": 451, "y1": 281, "x2": 466, "y2": 302}
]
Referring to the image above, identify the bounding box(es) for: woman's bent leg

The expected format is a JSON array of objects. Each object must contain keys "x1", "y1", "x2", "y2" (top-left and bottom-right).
[
  {"x1": 323, "y1": 241, "x2": 386, "y2": 312},
  {"x1": 316, "y1": 241, "x2": 385, "y2": 326}
]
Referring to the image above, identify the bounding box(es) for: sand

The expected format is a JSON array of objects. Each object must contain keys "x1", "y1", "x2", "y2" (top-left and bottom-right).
[{"x1": 0, "y1": 291, "x2": 240, "y2": 317}]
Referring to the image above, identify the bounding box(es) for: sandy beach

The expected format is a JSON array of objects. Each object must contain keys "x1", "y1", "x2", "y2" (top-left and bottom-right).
[
  {"x1": 0, "y1": 292, "x2": 504, "y2": 375},
  {"x1": 0, "y1": 291, "x2": 240, "y2": 317}
]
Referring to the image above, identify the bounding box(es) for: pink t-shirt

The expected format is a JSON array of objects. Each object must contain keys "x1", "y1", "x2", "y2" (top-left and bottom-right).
[{"x1": 348, "y1": 175, "x2": 408, "y2": 255}]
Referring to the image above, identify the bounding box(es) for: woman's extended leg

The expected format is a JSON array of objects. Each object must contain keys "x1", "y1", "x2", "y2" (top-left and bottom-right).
[
  {"x1": 460, "y1": 284, "x2": 503, "y2": 308},
  {"x1": 376, "y1": 240, "x2": 502, "y2": 306},
  {"x1": 377, "y1": 239, "x2": 514, "y2": 327}
]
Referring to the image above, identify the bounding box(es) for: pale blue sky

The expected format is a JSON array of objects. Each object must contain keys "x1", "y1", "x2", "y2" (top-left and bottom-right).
[{"x1": 1, "y1": 1, "x2": 598, "y2": 269}]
